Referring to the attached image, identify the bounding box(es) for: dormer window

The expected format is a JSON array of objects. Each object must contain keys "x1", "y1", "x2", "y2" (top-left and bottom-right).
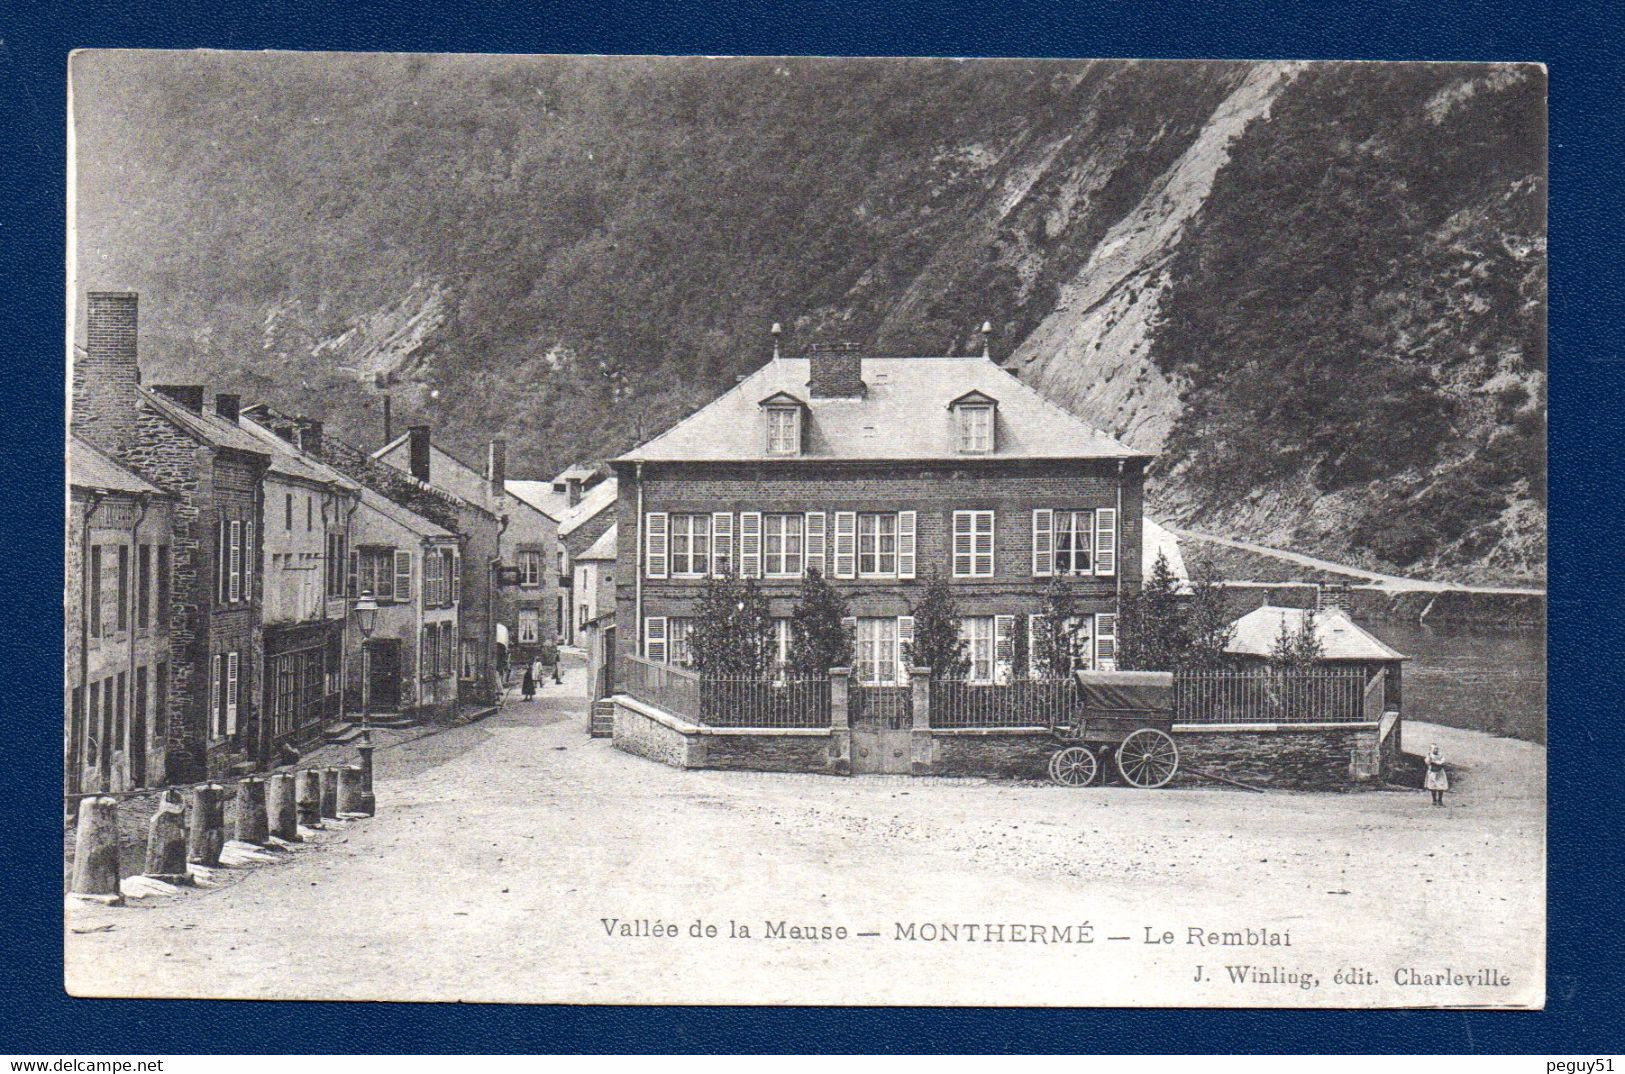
[
  {"x1": 758, "y1": 391, "x2": 807, "y2": 456},
  {"x1": 949, "y1": 390, "x2": 999, "y2": 454}
]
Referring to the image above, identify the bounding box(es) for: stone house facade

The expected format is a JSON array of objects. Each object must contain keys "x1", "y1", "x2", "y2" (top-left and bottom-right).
[
  {"x1": 66, "y1": 437, "x2": 174, "y2": 794},
  {"x1": 611, "y1": 348, "x2": 1149, "y2": 684},
  {"x1": 71, "y1": 293, "x2": 272, "y2": 782}
]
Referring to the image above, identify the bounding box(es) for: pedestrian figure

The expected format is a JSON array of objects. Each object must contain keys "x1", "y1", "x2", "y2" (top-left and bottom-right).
[
  {"x1": 531, "y1": 656, "x2": 546, "y2": 693},
  {"x1": 1424, "y1": 743, "x2": 1449, "y2": 807},
  {"x1": 521, "y1": 663, "x2": 536, "y2": 701}
]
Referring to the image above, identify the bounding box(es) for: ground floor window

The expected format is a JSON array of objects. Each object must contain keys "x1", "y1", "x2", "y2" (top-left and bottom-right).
[
  {"x1": 856, "y1": 617, "x2": 899, "y2": 685},
  {"x1": 960, "y1": 617, "x2": 996, "y2": 683},
  {"x1": 668, "y1": 617, "x2": 695, "y2": 668},
  {"x1": 518, "y1": 608, "x2": 541, "y2": 644}
]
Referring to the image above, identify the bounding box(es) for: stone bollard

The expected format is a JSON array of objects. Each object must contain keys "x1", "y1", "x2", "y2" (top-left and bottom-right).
[
  {"x1": 354, "y1": 732, "x2": 377, "y2": 816},
  {"x1": 320, "y1": 766, "x2": 340, "y2": 819},
  {"x1": 143, "y1": 788, "x2": 191, "y2": 883},
  {"x1": 234, "y1": 777, "x2": 270, "y2": 845},
  {"x1": 336, "y1": 765, "x2": 369, "y2": 816},
  {"x1": 268, "y1": 772, "x2": 301, "y2": 842},
  {"x1": 296, "y1": 770, "x2": 322, "y2": 829},
  {"x1": 187, "y1": 783, "x2": 225, "y2": 866},
  {"x1": 69, "y1": 796, "x2": 124, "y2": 905}
]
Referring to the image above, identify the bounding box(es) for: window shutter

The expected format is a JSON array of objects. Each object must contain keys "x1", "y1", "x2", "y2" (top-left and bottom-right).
[
  {"x1": 1095, "y1": 613, "x2": 1117, "y2": 671},
  {"x1": 896, "y1": 511, "x2": 917, "y2": 579},
  {"x1": 644, "y1": 512, "x2": 668, "y2": 579},
  {"x1": 1094, "y1": 508, "x2": 1117, "y2": 577},
  {"x1": 1032, "y1": 509, "x2": 1054, "y2": 577},
  {"x1": 228, "y1": 520, "x2": 242, "y2": 602},
  {"x1": 645, "y1": 616, "x2": 668, "y2": 663},
  {"x1": 1027, "y1": 614, "x2": 1043, "y2": 677},
  {"x1": 993, "y1": 615, "x2": 1014, "y2": 683},
  {"x1": 976, "y1": 511, "x2": 995, "y2": 577},
  {"x1": 897, "y1": 615, "x2": 915, "y2": 677},
  {"x1": 210, "y1": 654, "x2": 222, "y2": 735},
  {"x1": 711, "y1": 512, "x2": 734, "y2": 577},
  {"x1": 244, "y1": 520, "x2": 255, "y2": 601},
  {"x1": 217, "y1": 517, "x2": 228, "y2": 602},
  {"x1": 347, "y1": 550, "x2": 359, "y2": 598},
  {"x1": 225, "y1": 651, "x2": 239, "y2": 735},
  {"x1": 394, "y1": 550, "x2": 413, "y2": 603},
  {"x1": 451, "y1": 553, "x2": 461, "y2": 603},
  {"x1": 804, "y1": 512, "x2": 827, "y2": 577},
  {"x1": 739, "y1": 511, "x2": 762, "y2": 579},
  {"x1": 833, "y1": 512, "x2": 857, "y2": 579}
]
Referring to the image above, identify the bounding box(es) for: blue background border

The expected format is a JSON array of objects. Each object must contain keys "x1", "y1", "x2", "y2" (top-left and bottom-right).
[{"x1": 4, "y1": 0, "x2": 1618, "y2": 1054}]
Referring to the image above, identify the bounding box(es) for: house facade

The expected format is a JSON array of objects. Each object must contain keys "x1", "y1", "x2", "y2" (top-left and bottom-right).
[
  {"x1": 240, "y1": 410, "x2": 362, "y2": 749},
  {"x1": 507, "y1": 464, "x2": 615, "y2": 646},
  {"x1": 610, "y1": 347, "x2": 1150, "y2": 685},
  {"x1": 571, "y1": 523, "x2": 617, "y2": 637},
  {"x1": 66, "y1": 437, "x2": 174, "y2": 794},
  {"x1": 373, "y1": 427, "x2": 553, "y2": 683},
  {"x1": 72, "y1": 293, "x2": 272, "y2": 782}
]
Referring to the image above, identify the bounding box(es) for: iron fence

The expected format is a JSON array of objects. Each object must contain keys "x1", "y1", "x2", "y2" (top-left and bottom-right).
[
  {"x1": 849, "y1": 683, "x2": 914, "y2": 728},
  {"x1": 1172, "y1": 667, "x2": 1374, "y2": 725},
  {"x1": 929, "y1": 676, "x2": 1076, "y2": 729},
  {"x1": 622, "y1": 655, "x2": 830, "y2": 728}
]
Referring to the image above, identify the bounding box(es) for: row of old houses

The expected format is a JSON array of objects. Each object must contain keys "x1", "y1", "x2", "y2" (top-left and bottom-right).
[{"x1": 65, "y1": 291, "x2": 618, "y2": 794}]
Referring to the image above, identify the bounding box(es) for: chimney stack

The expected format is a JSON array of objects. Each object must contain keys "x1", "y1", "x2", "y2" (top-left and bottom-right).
[
  {"x1": 298, "y1": 419, "x2": 324, "y2": 458},
  {"x1": 487, "y1": 438, "x2": 507, "y2": 497},
  {"x1": 153, "y1": 384, "x2": 206, "y2": 414},
  {"x1": 74, "y1": 292, "x2": 142, "y2": 456},
  {"x1": 214, "y1": 393, "x2": 240, "y2": 423},
  {"x1": 407, "y1": 424, "x2": 432, "y2": 483},
  {"x1": 808, "y1": 342, "x2": 867, "y2": 399}
]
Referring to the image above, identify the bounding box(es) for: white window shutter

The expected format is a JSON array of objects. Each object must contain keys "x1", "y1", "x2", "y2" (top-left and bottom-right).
[
  {"x1": 896, "y1": 511, "x2": 917, "y2": 579},
  {"x1": 833, "y1": 512, "x2": 857, "y2": 579},
  {"x1": 645, "y1": 512, "x2": 668, "y2": 579},
  {"x1": 804, "y1": 512, "x2": 827, "y2": 577},
  {"x1": 645, "y1": 616, "x2": 668, "y2": 663},
  {"x1": 243, "y1": 520, "x2": 254, "y2": 601},
  {"x1": 711, "y1": 512, "x2": 734, "y2": 577},
  {"x1": 1095, "y1": 613, "x2": 1117, "y2": 671},
  {"x1": 977, "y1": 511, "x2": 995, "y2": 577},
  {"x1": 1094, "y1": 507, "x2": 1117, "y2": 577},
  {"x1": 1027, "y1": 614, "x2": 1043, "y2": 677},
  {"x1": 896, "y1": 615, "x2": 915, "y2": 678},
  {"x1": 1032, "y1": 509, "x2": 1054, "y2": 577},
  {"x1": 394, "y1": 550, "x2": 413, "y2": 602},
  {"x1": 451, "y1": 554, "x2": 461, "y2": 604},
  {"x1": 228, "y1": 520, "x2": 242, "y2": 602},
  {"x1": 739, "y1": 511, "x2": 763, "y2": 578},
  {"x1": 993, "y1": 615, "x2": 1014, "y2": 683},
  {"x1": 225, "y1": 651, "x2": 239, "y2": 734}
]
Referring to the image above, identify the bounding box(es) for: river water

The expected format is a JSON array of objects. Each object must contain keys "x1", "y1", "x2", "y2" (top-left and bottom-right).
[{"x1": 1370, "y1": 618, "x2": 1547, "y2": 744}]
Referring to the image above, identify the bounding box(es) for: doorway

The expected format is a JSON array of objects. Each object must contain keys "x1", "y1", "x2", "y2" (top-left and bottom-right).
[{"x1": 365, "y1": 639, "x2": 402, "y2": 711}]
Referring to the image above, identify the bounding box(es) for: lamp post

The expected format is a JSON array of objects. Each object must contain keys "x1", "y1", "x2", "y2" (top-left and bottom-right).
[{"x1": 352, "y1": 593, "x2": 380, "y2": 814}]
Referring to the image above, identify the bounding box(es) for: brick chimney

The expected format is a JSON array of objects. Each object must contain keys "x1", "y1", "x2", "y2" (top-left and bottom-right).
[
  {"x1": 407, "y1": 424, "x2": 432, "y2": 483},
  {"x1": 153, "y1": 384, "x2": 206, "y2": 414},
  {"x1": 298, "y1": 419, "x2": 324, "y2": 458},
  {"x1": 214, "y1": 393, "x2": 240, "y2": 423},
  {"x1": 487, "y1": 438, "x2": 507, "y2": 497},
  {"x1": 808, "y1": 342, "x2": 867, "y2": 399},
  {"x1": 73, "y1": 292, "x2": 142, "y2": 455}
]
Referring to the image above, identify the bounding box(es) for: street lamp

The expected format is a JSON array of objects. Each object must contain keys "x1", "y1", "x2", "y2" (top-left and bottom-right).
[{"x1": 353, "y1": 592, "x2": 380, "y2": 733}]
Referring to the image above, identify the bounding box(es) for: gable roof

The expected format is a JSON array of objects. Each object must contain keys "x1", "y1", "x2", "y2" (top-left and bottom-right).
[
  {"x1": 69, "y1": 436, "x2": 165, "y2": 496},
  {"x1": 1225, "y1": 605, "x2": 1408, "y2": 662},
  {"x1": 615, "y1": 357, "x2": 1148, "y2": 463},
  {"x1": 1143, "y1": 518, "x2": 1189, "y2": 587},
  {"x1": 577, "y1": 523, "x2": 618, "y2": 562},
  {"x1": 374, "y1": 436, "x2": 558, "y2": 523},
  {"x1": 358, "y1": 485, "x2": 455, "y2": 539},
  {"x1": 141, "y1": 387, "x2": 271, "y2": 457},
  {"x1": 558, "y1": 477, "x2": 619, "y2": 537},
  {"x1": 504, "y1": 479, "x2": 566, "y2": 518},
  {"x1": 240, "y1": 416, "x2": 363, "y2": 493}
]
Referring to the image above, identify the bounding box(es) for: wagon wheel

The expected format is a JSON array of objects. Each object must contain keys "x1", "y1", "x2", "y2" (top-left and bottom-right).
[
  {"x1": 1115, "y1": 728, "x2": 1179, "y2": 789},
  {"x1": 1049, "y1": 746, "x2": 1098, "y2": 787}
]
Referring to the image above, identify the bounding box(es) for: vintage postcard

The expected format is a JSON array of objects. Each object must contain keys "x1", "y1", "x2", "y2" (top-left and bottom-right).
[{"x1": 63, "y1": 52, "x2": 1546, "y2": 1007}]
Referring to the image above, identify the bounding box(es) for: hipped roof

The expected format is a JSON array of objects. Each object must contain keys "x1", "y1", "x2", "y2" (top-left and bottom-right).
[{"x1": 1225, "y1": 605, "x2": 1408, "y2": 661}]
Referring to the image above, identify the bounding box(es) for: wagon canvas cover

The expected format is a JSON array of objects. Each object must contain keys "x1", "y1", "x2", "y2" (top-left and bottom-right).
[{"x1": 1073, "y1": 670, "x2": 1174, "y2": 715}]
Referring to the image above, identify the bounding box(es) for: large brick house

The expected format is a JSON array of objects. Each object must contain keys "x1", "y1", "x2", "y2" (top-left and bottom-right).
[
  {"x1": 72, "y1": 293, "x2": 273, "y2": 781},
  {"x1": 610, "y1": 345, "x2": 1151, "y2": 685}
]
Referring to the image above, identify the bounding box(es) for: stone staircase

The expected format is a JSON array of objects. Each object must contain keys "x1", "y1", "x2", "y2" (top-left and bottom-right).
[{"x1": 589, "y1": 699, "x2": 615, "y2": 738}]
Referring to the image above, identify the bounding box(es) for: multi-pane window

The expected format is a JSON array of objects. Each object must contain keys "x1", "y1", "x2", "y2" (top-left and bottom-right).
[
  {"x1": 957, "y1": 404, "x2": 994, "y2": 453},
  {"x1": 766, "y1": 407, "x2": 800, "y2": 455},
  {"x1": 326, "y1": 532, "x2": 347, "y2": 598},
  {"x1": 355, "y1": 549, "x2": 396, "y2": 601},
  {"x1": 1055, "y1": 510, "x2": 1093, "y2": 575},
  {"x1": 856, "y1": 618, "x2": 899, "y2": 684},
  {"x1": 137, "y1": 544, "x2": 151, "y2": 629},
  {"x1": 1029, "y1": 614, "x2": 1092, "y2": 675},
  {"x1": 517, "y1": 608, "x2": 541, "y2": 644},
  {"x1": 857, "y1": 513, "x2": 897, "y2": 577},
  {"x1": 952, "y1": 511, "x2": 995, "y2": 577},
  {"x1": 518, "y1": 550, "x2": 544, "y2": 587},
  {"x1": 763, "y1": 514, "x2": 804, "y2": 577},
  {"x1": 669, "y1": 514, "x2": 711, "y2": 577},
  {"x1": 960, "y1": 617, "x2": 996, "y2": 683},
  {"x1": 668, "y1": 618, "x2": 696, "y2": 668}
]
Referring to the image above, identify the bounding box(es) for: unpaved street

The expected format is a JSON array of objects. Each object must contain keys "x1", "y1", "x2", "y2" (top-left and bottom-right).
[{"x1": 66, "y1": 663, "x2": 1545, "y2": 1008}]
